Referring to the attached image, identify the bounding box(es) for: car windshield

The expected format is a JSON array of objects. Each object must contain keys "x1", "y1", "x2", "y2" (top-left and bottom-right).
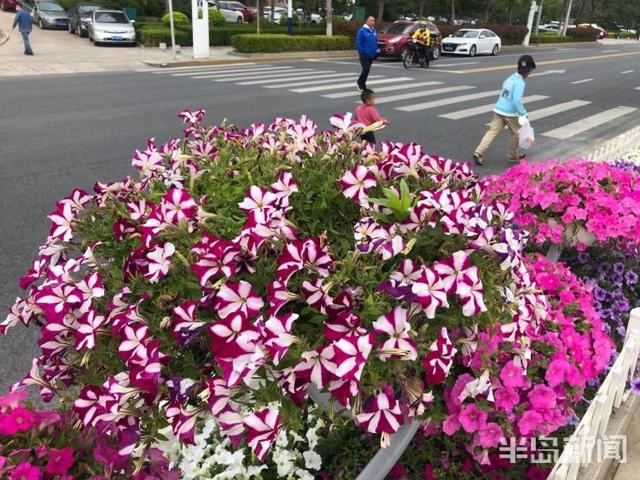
[
  {"x1": 80, "y1": 5, "x2": 99, "y2": 12},
  {"x1": 452, "y1": 30, "x2": 479, "y2": 38},
  {"x1": 95, "y1": 12, "x2": 129, "y2": 23},
  {"x1": 38, "y1": 2, "x2": 65, "y2": 11},
  {"x1": 384, "y1": 23, "x2": 412, "y2": 34}
]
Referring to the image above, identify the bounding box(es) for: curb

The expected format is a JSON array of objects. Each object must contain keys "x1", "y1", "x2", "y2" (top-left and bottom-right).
[
  {"x1": 143, "y1": 49, "x2": 356, "y2": 68},
  {"x1": 0, "y1": 29, "x2": 9, "y2": 46}
]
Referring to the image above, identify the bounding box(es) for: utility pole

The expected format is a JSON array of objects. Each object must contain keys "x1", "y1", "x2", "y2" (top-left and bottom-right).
[
  {"x1": 287, "y1": 0, "x2": 292, "y2": 35},
  {"x1": 326, "y1": 0, "x2": 333, "y2": 36},
  {"x1": 523, "y1": 1, "x2": 537, "y2": 47},
  {"x1": 167, "y1": 0, "x2": 177, "y2": 58},
  {"x1": 561, "y1": 0, "x2": 573, "y2": 36},
  {"x1": 534, "y1": 0, "x2": 543, "y2": 36}
]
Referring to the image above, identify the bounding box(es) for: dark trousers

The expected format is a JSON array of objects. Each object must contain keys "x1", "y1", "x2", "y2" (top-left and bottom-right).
[
  {"x1": 360, "y1": 131, "x2": 376, "y2": 144},
  {"x1": 21, "y1": 30, "x2": 33, "y2": 55},
  {"x1": 357, "y1": 53, "x2": 374, "y2": 89}
]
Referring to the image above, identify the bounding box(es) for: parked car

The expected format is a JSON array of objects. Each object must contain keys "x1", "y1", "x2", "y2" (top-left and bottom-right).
[
  {"x1": 538, "y1": 23, "x2": 561, "y2": 33},
  {"x1": 0, "y1": 0, "x2": 18, "y2": 12},
  {"x1": 578, "y1": 23, "x2": 608, "y2": 38},
  {"x1": 67, "y1": 2, "x2": 100, "y2": 37},
  {"x1": 87, "y1": 9, "x2": 136, "y2": 46},
  {"x1": 441, "y1": 28, "x2": 501, "y2": 57},
  {"x1": 208, "y1": 1, "x2": 244, "y2": 23},
  {"x1": 220, "y1": 0, "x2": 255, "y2": 22},
  {"x1": 377, "y1": 20, "x2": 442, "y2": 60},
  {"x1": 263, "y1": 6, "x2": 286, "y2": 22},
  {"x1": 22, "y1": 0, "x2": 69, "y2": 30}
]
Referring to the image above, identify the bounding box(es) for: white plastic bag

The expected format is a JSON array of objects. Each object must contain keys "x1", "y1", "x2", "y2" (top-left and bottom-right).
[{"x1": 518, "y1": 117, "x2": 535, "y2": 150}]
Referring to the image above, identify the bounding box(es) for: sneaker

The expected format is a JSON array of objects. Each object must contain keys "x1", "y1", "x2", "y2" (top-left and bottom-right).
[
  {"x1": 508, "y1": 154, "x2": 526, "y2": 163},
  {"x1": 25, "y1": 52, "x2": 34, "y2": 55},
  {"x1": 356, "y1": 84, "x2": 364, "y2": 91},
  {"x1": 472, "y1": 153, "x2": 484, "y2": 166}
]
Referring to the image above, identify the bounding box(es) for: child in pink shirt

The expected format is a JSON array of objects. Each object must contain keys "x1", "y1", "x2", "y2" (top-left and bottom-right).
[{"x1": 354, "y1": 88, "x2": 390, "y2": 144}]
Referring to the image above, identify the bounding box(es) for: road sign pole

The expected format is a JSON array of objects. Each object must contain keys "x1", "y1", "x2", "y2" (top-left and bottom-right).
[
  {"x1": 287, "y1": 0, "x2": 292, "y2": 35},
  {"x1": 168, "y1": 0, "x2": 177, "y2": 59}
]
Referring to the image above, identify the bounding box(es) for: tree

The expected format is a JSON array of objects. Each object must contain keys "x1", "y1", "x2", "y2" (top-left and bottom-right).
[{"x1": 377, "y1": 0, "x2": 385, "y2": 21}]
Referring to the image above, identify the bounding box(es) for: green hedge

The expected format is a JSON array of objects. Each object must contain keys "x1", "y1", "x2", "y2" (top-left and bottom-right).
[
  {"x1": 530, "y1": 28, "x2": 598, "y2": 43},
  {"x1": 230, "y1": 34, "x2": 352, "y2": 53},
  {"x1": 138, "y1": 22, "x2": 327, "y2": 47},
  {"x1": 138, "y1": 24, "x2": 192, "y2": 47},
  {"x1": 531, "y1": 33, "x2": 583, "y2": 43},
  {"x1": 161, "y1": 11, "x2": 189, "y2": 26},
  {"x1": 610, "y1": 31, "x2": 637, "y2": 39}
]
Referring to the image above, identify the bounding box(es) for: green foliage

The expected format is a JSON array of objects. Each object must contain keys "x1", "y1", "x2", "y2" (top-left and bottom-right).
[
  {"x1": 209, "y1": 7, "x2": 226, "y2": 27},
  {"x1": 138, "y1": 23, "x2": 192, "y2": 47},
  {"x1": 230, "y1": 33, "x2": 352, "y2": 53},
  {"x1": 369, "y1": 179, "x2": 416, "y2": 222},
  {"x1": 98, "y1": 0, "x2": 167, "y2": 18},
  {"x1": 331, "y1": 14, "x2": 346, "y2": 25},
  {"x1": 161, "y1": 11, "x2": 189, "y2": 26},
  {"x1": 531, "y1": 31, "x2": 597, "y2": 43},
  {"x1": 278, "y1": 13, "x2": 301, "y2": 27}
]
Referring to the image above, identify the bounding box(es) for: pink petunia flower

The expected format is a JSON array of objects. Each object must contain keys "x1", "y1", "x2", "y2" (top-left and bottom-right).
[
  {"x1": 356, "y1": 386, "x2": 404, "y2": 435},
  {"x1": 499, "y1": 362, "x2": 527, "y2": 389},
  {"x1": 144, "y1": 242, "x2": 176, "y2": 283},
  {"x1": 340, "y1": 165, "x2": 377, "y2": 204},
  {"x1": 373, "y1": 307, "x2": 418, "y2": 361},
  {"x1": 518, "y1": 410, "x2": 543, "y2": 436},
  {"x1": 1, "y1": 407, "x2": 35, "y2": 435},
  {"x1": 9, "y1": 462, "x2": 41, "y2": 480},
  {"x1": 214, "y1": 280, "x2": 264, "y2": 320},
  {"x1": 45, "y1": 447, "x2": 74, "y2": 475},
  {"x1": 458, "y1": 404, "x2": 488, "y2": 433},
  {"x1": 527, "y1": 384, "x2": 557, "y2": 410},
  {"x1": 476, "y1": 422, "x2": 504, "y2": 448},
  {"x1": 243, "y1": 407, "x2": 280, "y2": 462}
]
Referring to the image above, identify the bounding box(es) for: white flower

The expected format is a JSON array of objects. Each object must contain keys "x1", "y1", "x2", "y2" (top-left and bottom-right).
[
  {"x1": 305, "y1": 428, "x2": 319, "y2": 449},
  {"x1": 275, "y1": 429, "x2": 289, "y2": 448},
  {"x1": 296, "y1": 469, "x2": 315, "y2": 480},
  {"x1": 273, "y1": 448, "x2": 296, "y2": 477},
  {"x1": 303, "y1": 450, "x2": 322, "y2": 470}
]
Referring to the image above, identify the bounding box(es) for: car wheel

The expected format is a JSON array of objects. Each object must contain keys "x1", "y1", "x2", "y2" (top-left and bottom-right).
[
  {"x1": 1, "y1": 1, "x2": 5, "y2": 12},
  {"x1": 38, "y1": 19, "x2": 45, "y2": 30},
  {"x1": 237, "y1": 16, "x2": 242, "y2": 23},
  {"x1": 491, "y1": 44, "x2": 499, "y2": 56},
  {"x1": 469, "y1": 45, "x2": 477, "y2": 57},
  {"x1": 68, "y1": 22, "x2": 74, "y2": 34},
  {"x1": 77, "y1": 24, "x2": 83, "y2": 37},
  {"x1": 431, "y1": 46, "x2": 440, "y2": 60}
]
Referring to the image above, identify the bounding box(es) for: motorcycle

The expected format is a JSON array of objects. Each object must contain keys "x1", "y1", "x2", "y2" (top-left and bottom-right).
[{"x1": 403, "y1": 39, "x2": 430, "y2": 69}]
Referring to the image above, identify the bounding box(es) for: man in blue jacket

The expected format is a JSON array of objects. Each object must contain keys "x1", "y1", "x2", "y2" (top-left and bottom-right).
[
  {"x1": 356, "y1": 16, "x2": 379, "y2": 91},
  {"x1": 473, "y1": 55, "x2": 537, "y2": 166},
  {"x1": 12, "y1": 2, "x2": 34, "y2": 56}
]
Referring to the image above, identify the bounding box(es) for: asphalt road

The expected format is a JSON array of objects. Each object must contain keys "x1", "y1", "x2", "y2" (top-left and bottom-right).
[{"x1": 1, "y1": 41, "x2": 640, "y2": 390}]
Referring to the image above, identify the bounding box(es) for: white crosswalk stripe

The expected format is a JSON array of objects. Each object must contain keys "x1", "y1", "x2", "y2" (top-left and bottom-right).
[
  {"x1": 542, "y1": 106, "x2": 637, "y2": 139},
  {"x1": 191, "y1": 66, "x2": 296, "y2": 79},
  {"x1": 323, "y1": 81, "x2": 444, "y2": 99},
  {"x1": 237, "y1": 71, "x2": 339, "y2": 85},
  {"x1": 150, "y1": 63, "x2": 258, "y2": 73},
  {"x1": 380, "y1": 86, "x2": 478, "y2": 106},
  {"x1": 292, "y1": 77, "x2": 414, "y2": 93},
  {"x1": 527, "y1": 100, "x2": 591, "y2": 122},
  {"x1": 169, "y1": 65, "x2": 275, "y2": 77},
  {"x1": 397, "y1": 90, "x2": 499, "y2": 112},
  {"x1": 439, "y1": 95, "x2": 549, "y2": 120},
  {"x1": 264, "y1": 73, "x2": 370, "y2": 88},
  {"x1": 211, "y1": 69, "x2": 320, "y2": 82}
]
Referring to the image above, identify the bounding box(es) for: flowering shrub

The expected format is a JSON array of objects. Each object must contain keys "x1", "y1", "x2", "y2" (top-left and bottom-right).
[
  {"x1": 485, "y1": 159, "x2": 640, "y2": 249},
  {"x1": 1, "y1": 110, "x2": 613, "y2": 474},
  {"x1": 0, "y1": 388, "x2": 178, "y2": 479}
]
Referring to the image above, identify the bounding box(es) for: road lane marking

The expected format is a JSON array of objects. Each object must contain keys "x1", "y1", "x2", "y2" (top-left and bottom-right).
[
  {"x1": 457, "y1": 51, "x2": 640, "y2": 73},
  {"x1": 292, "y1": 77, "x2": 414, "y2": 93},
  {"x1": 571, "y1": 78, "x2": 593, "y2": 84},
  {"x1": 151, "y1": 63, "x2": 258, "y2": 72},
  {"x1": 212, "y1": 69, "x2": 318, "y2": 81},
  {"x1": 636, "y1": 87, "x2": 640, "y2": 90},
  {"x1": 323, "y1": 81, "x2": 443, "y2": 99},
  {"x1": 431, "y1": 62, "x2": 478, "y2": 67},
  {"x1": 375, "y1": 86, "x2": 475, "y2": 105},
  {"x1": 263, "y1": 73, "x2": 369, "y2": 88},
  {"x1": 622, "y1": 70, "x2": 634, "y2": 73},
  {"x1": 235, "y1": 71, "x2": 336, "y2": 85},
  {"x1": 439, "y1": 95, "x2": 548, "y2": 120},
  {"x1": 397, "y1": 90, "x2": 498, "y2": 111},
  {"x1": 171, "y1": 65, "x2": 280, "y2": 76},
  {"x1": 527, "y1": 100, "x2": 591, "y2": 122},
  {"x1": 529, "y1": 69, "x2": 566, "y2": 77},
  {"x1": 602, "y1": 49, "x2": 619, "y2": 52},
  {"x1": 542, "y1": 106, "x2": 637, "y2": 139},
  {"x1": 190, "y1": 66, "x2": 295, "y2": 78}
]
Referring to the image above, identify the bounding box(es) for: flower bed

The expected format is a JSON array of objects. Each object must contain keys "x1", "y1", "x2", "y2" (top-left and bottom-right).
[{"x1": 3, "y1": 111, "x2": 638, "y2": 479}]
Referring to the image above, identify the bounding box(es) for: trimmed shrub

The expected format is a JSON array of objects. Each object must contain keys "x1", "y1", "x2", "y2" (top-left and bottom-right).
[
  {"x1": 278, "y1": 13, "x2": 301, "y2": 26},
  {"x1": 161, "y1": 11, "x2": 189, "y2": 26},
  {"x1": 231, "y1": 34, "x2": 352, "y2": 53},
  {"x1": 331, "y1": 14, "x2": 345, "y2": 25},
  {"x1": 138, "y1": 23, "x2": 192, "y2": 47},
  {"x1": 209, "y1": 8, "x2": 226, "y2": 27},
  {"x1": 566, "y1": 26, "x2": 600, "y2": 41}
]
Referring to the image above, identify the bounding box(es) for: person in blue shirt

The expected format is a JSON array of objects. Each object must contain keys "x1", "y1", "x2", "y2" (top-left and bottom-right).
[
  {"x1": 356, "y1": 16, "x2": 379, "y2": 91},
  {"x1": 473, "y1": 55, "x2": 537, "y2": 166},
  {"x1": 12, "y1": 2, "x2": 34, "y2": 56}
]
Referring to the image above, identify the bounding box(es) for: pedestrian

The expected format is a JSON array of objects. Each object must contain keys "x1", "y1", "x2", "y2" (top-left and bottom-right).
[
  {"x1": 354, "y1": 88, "x2": 390, "y2": 144},
  {"x1": 12, "y1": 2, "x2": 34, "y2": 56},
  {"x1": 472, "y1": 55, "x2": 536, "y2": 166},
  {"x1": 356, "y1": 16, "x2": 379, "y2": 91}
]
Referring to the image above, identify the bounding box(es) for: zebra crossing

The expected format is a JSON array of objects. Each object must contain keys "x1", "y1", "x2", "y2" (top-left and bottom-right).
[{"x1": 149, "y1": 62, "x2": 639, "y2": 141}]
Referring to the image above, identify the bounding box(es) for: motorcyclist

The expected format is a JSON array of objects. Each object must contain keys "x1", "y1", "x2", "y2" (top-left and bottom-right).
[{"x1": 411, "y1": 26, "x2": 431, "y2": 66}]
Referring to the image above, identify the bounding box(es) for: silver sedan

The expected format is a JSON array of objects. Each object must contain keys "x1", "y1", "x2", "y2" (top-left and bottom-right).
[{"x1": 87, "y1": 9, "x2": 136, "y2": 46}]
